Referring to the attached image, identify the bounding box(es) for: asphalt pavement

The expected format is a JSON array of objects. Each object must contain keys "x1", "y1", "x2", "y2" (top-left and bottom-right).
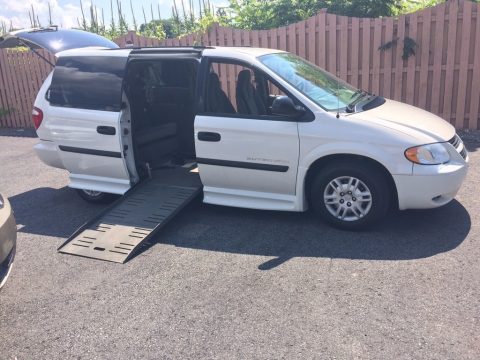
[{"x1": 0, "y1": 129, "x2": 479, "y2": 359}]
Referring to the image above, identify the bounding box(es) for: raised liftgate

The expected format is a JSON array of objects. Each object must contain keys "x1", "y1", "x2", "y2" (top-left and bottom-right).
[{"x1": 58, "y1": 167, "x2": 201, "y2": 263}]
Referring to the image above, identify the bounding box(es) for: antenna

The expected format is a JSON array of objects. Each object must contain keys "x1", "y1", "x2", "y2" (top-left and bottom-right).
[{"x1": 336, "y1": 72, "x2": 340, "y2": 119}]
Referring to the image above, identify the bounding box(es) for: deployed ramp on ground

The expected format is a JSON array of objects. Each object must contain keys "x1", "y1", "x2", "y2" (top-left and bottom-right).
[{"x1": 58, "y1": 167, "x2": 201, "y2": 263}]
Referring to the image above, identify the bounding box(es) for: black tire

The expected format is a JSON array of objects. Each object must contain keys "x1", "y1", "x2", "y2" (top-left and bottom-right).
[
  {"x1": 76, "y1": 189, "x2": 117, "y2": 204},
  {"x1": 310, "y1": 161, "x2": 390, "y2": 230}
]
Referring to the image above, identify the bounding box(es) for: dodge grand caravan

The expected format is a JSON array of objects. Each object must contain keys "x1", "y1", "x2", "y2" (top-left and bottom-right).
[{"x1": 0, "y1": 28, "x2": 469, "y2": 230}]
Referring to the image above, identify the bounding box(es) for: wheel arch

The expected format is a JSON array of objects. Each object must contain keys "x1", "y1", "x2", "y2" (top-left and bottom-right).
[{"x1": 303, "y1": 153, "x2": 399, "y2": 210}]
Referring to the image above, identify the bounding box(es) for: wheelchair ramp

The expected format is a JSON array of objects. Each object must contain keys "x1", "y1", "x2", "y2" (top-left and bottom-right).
[{"x1": 58, "y1": 167, "x2": 201, "y2": 263}]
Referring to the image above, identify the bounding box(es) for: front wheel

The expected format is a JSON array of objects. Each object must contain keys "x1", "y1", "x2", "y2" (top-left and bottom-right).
[
  {"x1": 310, "y1": 162, "x2": 390, "y2": 230},
  {"x1": 76, "y1": 189, "x2": 117, "y2": 204}
]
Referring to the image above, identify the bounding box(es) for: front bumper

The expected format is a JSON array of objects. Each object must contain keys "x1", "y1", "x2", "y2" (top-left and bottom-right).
[
  {"x1": 393, "y1": 161, "x2": 468, "y2": 210},
  {"x1": 0, "y1": 196, "x2": 17, "y2": 290}
]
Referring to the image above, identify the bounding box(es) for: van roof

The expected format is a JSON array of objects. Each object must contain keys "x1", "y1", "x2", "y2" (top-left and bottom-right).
[{"x1": 56, "y1": 46, "x2": 285, "y2": 60}]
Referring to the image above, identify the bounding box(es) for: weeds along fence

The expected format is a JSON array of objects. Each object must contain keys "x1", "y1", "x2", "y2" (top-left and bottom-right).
[{"x1": 0, "y1": 0, "x2": 479, "y2": 129}]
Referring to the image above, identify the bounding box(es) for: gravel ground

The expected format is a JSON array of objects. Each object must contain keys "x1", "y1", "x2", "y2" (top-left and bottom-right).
[{"x1": 0, "y1": 130, "x2": 479, "y2": 360}]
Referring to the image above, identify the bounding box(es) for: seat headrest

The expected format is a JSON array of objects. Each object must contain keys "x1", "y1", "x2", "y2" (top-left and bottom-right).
[
  {"x1": 237, "y1": 70, "x2": 251, "y2": 85},
  {"x1": 209, "y1": 72, "x2": 221, "y2": 87}
]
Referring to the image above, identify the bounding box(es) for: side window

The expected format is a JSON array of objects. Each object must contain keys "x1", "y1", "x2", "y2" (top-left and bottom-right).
[
  {"x1": 204, "y1": 60, "x2": 293, "y2": 118},
  {"x1": 48, "y1": 56, "x2": 127, "y2": 112}
]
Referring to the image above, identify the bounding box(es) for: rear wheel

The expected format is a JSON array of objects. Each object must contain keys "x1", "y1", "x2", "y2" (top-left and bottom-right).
[
  {"x1": 310, "y1": 162, "x2": 390, "y2": 230},
  {"x1": 76, "y1": 189, "x2": 117, "y2": 204}
]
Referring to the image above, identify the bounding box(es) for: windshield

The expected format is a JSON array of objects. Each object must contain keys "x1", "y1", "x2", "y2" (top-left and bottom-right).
[{"x1": 259, "y1": 53, "x2": 359, "y2": 111}]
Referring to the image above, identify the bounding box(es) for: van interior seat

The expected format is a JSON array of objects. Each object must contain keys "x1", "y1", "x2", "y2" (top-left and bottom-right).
[
  {"x1": 134, "y1": 122, "x2": 177, "y2": 146},
  {"x1": 254, "y1": 74, "x2": 270, "y2": 113},
  {"x1": 236, "y1": 70, "x2": 267, "y2": 115},
  {"x1": 206, "y1": 72, "x2": 235, "y2": 114},
  {"x1": 128, "y1": 60, "x2": 198, "y2": 173},
  {"x1": 149, "y1": 86, "x2": 196, "y2": 157}
]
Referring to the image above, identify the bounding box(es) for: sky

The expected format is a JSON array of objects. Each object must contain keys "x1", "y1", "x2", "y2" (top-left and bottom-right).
[{"x1": 0, "y1": 0, "x2": 227, "y2": 30}]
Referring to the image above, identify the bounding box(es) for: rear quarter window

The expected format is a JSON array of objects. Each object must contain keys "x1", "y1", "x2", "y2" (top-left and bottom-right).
[{"x1": 48, "y1": 56, "x2": 126, "y2": 112}]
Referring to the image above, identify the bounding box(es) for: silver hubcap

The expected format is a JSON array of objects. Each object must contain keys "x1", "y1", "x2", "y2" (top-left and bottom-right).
[
  {"x1": 82, "y1": 189, "x2": 102, "y2": 197},
  {"x1": 323, "y1": 176, "x2": 372, "y2": 222}
]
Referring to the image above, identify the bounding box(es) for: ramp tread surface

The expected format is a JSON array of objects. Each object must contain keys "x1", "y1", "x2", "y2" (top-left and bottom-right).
[{"x1": 59, "y1": 172, "x2": 201, "y2": 263}]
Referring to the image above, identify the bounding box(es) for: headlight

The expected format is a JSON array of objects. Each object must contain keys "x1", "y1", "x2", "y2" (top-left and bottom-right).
[{"x1": 405, "y1": 143, "x2": 450, "y2": 165}]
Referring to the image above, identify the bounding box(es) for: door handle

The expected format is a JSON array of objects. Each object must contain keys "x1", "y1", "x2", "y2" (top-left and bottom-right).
[
  {"x1": 97, "y1": 126, "x2": 116, "y2": 135},
  {"x1": 198, "y1": 132, "x2": 221, "y2": 142}
]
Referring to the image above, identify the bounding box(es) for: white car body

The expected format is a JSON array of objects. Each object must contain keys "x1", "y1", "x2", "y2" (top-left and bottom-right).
[{"x1": 30, "y1": 45, "x2": 468, "y2": 218}]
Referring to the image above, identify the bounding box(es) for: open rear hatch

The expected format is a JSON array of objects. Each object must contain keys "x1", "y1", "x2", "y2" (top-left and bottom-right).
[{"x1": 0, "y1": 27, "x2": 119, "y2": 53}]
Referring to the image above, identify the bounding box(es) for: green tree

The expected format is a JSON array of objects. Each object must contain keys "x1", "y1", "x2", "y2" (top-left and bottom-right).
[
  {"x1": 329, "y1": 0, "x2": 403, "y2": 17},
  {"x1": 138, "y1": 1, "x2": 231, "y2": 39},
  {"x1": 228, "y1": 0, "x2": 405, "y2": 30},
  {"x1": 140, "y1": 19, "x2": 178, "y2": 38},
  {"x1": 228, "y1": 0, "x2": 274, "y2": 30}
]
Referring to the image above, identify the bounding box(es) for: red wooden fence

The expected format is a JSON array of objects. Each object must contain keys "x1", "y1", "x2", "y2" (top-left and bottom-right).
[{"x1": 1, "y1": 0, "x2": 479, "y2": 129}]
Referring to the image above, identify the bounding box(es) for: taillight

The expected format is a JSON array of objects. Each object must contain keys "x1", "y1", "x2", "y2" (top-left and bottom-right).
[{"x1": 32, "y1": 107, "x2": 43, "y2": 129}]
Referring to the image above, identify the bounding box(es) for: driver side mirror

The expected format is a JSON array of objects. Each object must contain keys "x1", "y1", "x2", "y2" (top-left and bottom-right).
[{"x1": 271, "y1": 96, "x2": 306, "y2": 118}]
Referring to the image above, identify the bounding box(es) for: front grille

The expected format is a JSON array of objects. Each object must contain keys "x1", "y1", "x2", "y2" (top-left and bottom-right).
[
  {"x1": 448, "y1": 134, "x2": 461, "y2": 148},
  {"x1": 448, "y1": 134, "x2": 467, "y2": 160}
]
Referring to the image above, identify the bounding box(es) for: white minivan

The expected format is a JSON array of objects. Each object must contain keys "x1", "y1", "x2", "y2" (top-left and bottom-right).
[{"x1": 1, "y1": 28, "x2": 469, "y2": 230}]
